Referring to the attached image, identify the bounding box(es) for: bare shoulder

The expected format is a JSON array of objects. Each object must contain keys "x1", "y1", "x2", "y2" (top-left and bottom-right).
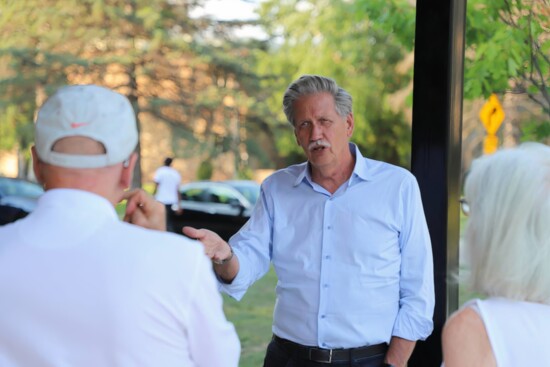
[
  {"x1": 442, "y1": 306, "x2": 496, "y2": 367},
  {"x1": 443, "y1": 307, "x2": 485, "y2": 337}
]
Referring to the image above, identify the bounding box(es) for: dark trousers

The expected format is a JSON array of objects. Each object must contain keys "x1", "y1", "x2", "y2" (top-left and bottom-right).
[
  {"x1": 263, "y1": 337, "x2": 387, "y2": 367},
  {"x1": 164, "y1": 204, "x2": 175, "y2": 232}
]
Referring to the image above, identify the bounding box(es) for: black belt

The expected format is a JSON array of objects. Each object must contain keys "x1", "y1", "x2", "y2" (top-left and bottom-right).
[{"x1": 273, "y1": 334, "x2": 388, "y2": 364}]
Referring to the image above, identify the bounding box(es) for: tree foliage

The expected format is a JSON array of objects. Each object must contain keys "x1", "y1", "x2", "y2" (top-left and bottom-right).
[
  {"x1": 254, "y1": 0, "x2": 415, "y2": 167},
  {"x1": 2, "y1": 0, "x2": 547, "y2": 180},
  {"x1": 465, "y1": 0, "x2": 550, "y2": 139},
  {"x1": 0, "y1": 0, "x2": 271, "y2": 182}
]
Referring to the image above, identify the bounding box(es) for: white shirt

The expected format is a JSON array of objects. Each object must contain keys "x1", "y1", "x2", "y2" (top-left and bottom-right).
[
  {"x1": 222, "y1": 143, "x2": 434, "y2": 348},
  {"x1": 469, "y1": 298, "x2": 550, "y2": 366},
  {"x1": 0, "y1": 189, "x2": 240, "y2": 367},
  {"x1": 154, "y1": 166, "x2": 181, "y2": 205}
]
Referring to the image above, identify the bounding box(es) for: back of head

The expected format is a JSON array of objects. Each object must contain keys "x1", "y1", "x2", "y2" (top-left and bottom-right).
[
  {"x1": 282, "y1": 75, "x2": 352, "y2": 126},
  {"x1": 464, "y1": 142, "x2": 550, "y2": 303},
  {"x1": 34, "y1": 85, "x2": 138, "y2": 169},
  {"x1": 164, "y1": 157, "x2": 173, "y2": 167}
]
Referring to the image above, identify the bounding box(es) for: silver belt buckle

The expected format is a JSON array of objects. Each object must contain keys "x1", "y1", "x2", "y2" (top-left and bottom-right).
[{"x1": 309, "y1": 348, "x2": 332, "y2": 363}]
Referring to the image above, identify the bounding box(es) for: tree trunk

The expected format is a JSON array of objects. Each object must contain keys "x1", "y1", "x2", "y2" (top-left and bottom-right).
[{"x1": 127, "y1": 80, "x2": 142, "y2": 189}]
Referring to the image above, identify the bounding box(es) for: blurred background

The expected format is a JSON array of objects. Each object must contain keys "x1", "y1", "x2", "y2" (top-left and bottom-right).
[
  {"x1": 0, "y1": 2, "x2": 548, "y2": 365},
  {"x1": 1, "y1": 0, "x2": 547, "y2": 187}
]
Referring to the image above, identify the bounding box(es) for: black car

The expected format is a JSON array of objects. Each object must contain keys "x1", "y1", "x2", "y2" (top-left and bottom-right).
[
  {"x1": 172, "y1": 180, "x2": 260, "y2": 240},
  {"x1": 0, "y1": 176, "x2": 44, "y2": 225}
]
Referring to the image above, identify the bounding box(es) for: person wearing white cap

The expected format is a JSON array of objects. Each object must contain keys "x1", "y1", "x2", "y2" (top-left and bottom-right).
[{"x1": 0, "y1": 85, "x2": 240, "y2": 367}]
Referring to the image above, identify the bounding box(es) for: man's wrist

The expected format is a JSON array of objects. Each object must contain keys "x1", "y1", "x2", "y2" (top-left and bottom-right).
[{"x1": 213, "y1": 246, "x2": 234, "y2": 265}]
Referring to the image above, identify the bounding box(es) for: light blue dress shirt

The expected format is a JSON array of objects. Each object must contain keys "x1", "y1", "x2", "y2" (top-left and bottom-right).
[{"x1": 220, "y1": 143, "x2": 434, "y2": 348}]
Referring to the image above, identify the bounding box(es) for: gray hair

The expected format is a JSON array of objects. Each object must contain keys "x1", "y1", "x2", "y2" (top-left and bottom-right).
[
  {"x1": 282, "y1": 75, "x2": 353, "y2": 126},
  {"x1": 464, "y1": 142, "x2": 550, "y2": 304}
]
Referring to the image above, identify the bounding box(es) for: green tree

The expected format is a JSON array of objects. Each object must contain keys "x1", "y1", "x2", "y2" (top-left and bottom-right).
[
  {"x1": 465, "y1": 0, "x2": 550, "y2": 139},
  {"x1": 0, "y1": 0, "x2": 88, "y2": 176},
  {"x1": 0, "y1": 0, "x2": 271, "y2": 183},
  {"x1": 255, "y1": 0, "x2": 415, "y2": 167},
  {"x1": 197, "y1": 159, "x2": 213, "y2": 180}
]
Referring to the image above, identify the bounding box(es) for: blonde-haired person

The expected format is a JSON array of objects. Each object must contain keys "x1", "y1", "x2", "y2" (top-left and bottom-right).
[{"x1": 442, "y1": 142, "x2": 550, "y2": 366}]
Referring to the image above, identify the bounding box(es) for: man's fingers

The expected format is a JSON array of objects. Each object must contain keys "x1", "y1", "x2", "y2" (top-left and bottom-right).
[
  {"x1": 127, "y1": 211, "x2": 148, "y2": 227},
  {"x1": 182, "y1": 226, "x2": 201, "y2": 239},
  {"x1": 121, "y1": 189, "x2": 144, "y2": 215},
  {"x1": 120, "y1": 189, "x2": 166, "y2": 231},
  {"x1": 123, "y1": 189, "x2": 157, "y2": 214},
  {"x1": 121, "y1": 188, "x2": 143, "y2": 203}
]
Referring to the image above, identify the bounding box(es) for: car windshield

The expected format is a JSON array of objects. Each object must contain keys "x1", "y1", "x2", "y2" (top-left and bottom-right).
[{"x1": 225, "y1": 181, "x2": 260, "y2": 204}]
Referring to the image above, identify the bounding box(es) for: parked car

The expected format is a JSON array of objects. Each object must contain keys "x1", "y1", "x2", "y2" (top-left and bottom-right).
[
  {"x1": 0, "y1": 176, "x2": 44, "y2": 225},
  {"x1": 172, "y1": 180, "x2": 261, "y2": 240},
  {"x1": 223, "y1": 180, "x2": 261, "y2": 205}
]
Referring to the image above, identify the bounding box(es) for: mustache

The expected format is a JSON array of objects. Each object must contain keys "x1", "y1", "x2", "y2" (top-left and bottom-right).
[{"x1": 307, "y1": 139, "x2": 331, "y2": 151}]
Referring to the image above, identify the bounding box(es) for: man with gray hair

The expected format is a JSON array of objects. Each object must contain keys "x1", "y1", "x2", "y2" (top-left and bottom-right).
[
  {"x1": 0, "y1": 85, "x2": 240, "y2": 367},
  {"x1": 183, "y1": 75, "x2": 434, "y2": 367}
]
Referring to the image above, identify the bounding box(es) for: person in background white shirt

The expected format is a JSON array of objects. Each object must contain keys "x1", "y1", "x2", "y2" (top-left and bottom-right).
[
  {"x1": 0, "y1": 84, "x2": 240, "y2": 367},
  {"x1": 442, "y1": 142, "x2": 550, "y2": 367},
  {"x1": 153, "y1": 157, "x2": 182, "y2": 232}
]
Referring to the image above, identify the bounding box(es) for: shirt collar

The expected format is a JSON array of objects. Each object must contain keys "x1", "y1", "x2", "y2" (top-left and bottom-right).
[
  {"x1": 351, "y1": 143, "x2": 373, "y2": 182},
  {"x1": 293, "y1": 143, "x2": 373, "y2": 187},
  {"x1": 37, "y1": 188, "x2": 119, "y2": 221}
]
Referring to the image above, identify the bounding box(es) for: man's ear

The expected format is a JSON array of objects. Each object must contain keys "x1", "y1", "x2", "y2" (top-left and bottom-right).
[
  {"x1": 31, "y1": 146, "x2": 45, "y2": 186},
  {"x1": 346, "y1": 113, "x2": 354, "y2": 137},
  {"x1": 120, "y1": 152, "x2": 138, "y2": 189}
]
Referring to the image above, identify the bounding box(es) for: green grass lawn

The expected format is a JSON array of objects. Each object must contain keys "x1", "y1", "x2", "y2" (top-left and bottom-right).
[{"x1": 223, "y1": 266, "x2": 277, "y2": 367}]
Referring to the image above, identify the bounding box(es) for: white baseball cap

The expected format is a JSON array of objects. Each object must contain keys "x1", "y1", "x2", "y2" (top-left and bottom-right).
[{"x1": 34, "y1": 85, "x2": 138, "y2": 168}]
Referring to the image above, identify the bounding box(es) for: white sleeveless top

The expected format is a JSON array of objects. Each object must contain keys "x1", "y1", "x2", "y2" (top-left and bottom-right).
[{"x1": 467, "y1": 297, "x2": 550, "y2": 366}]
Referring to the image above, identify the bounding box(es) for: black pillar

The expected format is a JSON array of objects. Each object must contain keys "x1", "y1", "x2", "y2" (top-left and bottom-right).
[{"x1": 408, "y1": 0, "x2": 466, "y2": 366}]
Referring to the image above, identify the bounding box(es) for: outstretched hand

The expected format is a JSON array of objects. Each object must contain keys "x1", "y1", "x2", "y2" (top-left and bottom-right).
[
  {"x1": 121, "y1": 189, "x2": 166, "y2": 231},
  {"x1": 183, "y1": 226, "x2": 232, "y2": 264}
]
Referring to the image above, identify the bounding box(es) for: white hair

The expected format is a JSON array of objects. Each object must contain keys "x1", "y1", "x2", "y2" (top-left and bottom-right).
[
  {"x1": 464, "y1": 142, "x2": 550, "y2": 304},
  {"x1": 282, "y1": 75, "x2": 352, "y2": 126}
]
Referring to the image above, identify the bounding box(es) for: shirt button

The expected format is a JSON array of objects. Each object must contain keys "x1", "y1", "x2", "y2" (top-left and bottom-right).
[
  {"x1": 321, "y1": 315, "x2": 326, "y2": 319},
  {"x1": 327, "y1": 225, "x2": 332, "y2": 230},
  {"x1": 324, "y1": 284, "x2": 329, "y2": 288},
  {"x1": 325, "y1": 255, "x2": 331, "y2": 260}
]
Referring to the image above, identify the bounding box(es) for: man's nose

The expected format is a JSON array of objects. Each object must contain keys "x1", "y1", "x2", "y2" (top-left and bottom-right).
[{"x1": 310, "y1": 121, "x2": 323, "y2": 138}]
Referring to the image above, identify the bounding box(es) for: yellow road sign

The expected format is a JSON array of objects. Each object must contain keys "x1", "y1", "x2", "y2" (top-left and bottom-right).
[{"x1": 479, "y1": 94, "x2": 505, "y2": 135}]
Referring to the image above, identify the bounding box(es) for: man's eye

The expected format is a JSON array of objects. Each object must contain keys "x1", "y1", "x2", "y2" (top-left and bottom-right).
[{"x1": 298, "y1": 121, "x2": 310, "y2": 129}]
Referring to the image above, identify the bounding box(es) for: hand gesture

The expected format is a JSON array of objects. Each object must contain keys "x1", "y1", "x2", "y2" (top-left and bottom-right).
[
  {"x1": 182, "y1": 226, "x2": 232, "y2": 264},
  {"x1": 121, "y1": 189, "x2": 166, "y2": 231}
]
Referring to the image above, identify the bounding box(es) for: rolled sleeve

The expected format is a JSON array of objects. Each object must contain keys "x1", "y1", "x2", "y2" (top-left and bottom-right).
[{"x1": 392, "y1": 175, "x2": 435, "y2": 340}]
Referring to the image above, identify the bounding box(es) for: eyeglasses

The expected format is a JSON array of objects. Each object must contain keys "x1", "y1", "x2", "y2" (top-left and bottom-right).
[{"x1": 459, "y1": 197, "x2": 470, "y2": 216}]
